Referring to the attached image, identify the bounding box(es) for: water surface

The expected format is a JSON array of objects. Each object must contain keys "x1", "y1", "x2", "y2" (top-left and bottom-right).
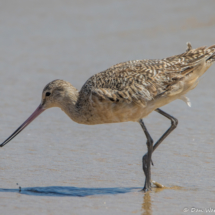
[{"x1": 0, "y1": 1, "x2": 215, "y2": 214}]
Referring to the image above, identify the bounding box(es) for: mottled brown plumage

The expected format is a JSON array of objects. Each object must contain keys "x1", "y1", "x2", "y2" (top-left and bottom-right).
[
  {"x1": 70, "y1": 42, "x2": 215, "y2": 124},
  {"x1": 1, "y1": 42, "x2": 215, "y2": 192}
]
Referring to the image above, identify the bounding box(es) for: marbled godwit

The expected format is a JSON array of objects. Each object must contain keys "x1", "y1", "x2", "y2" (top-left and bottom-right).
[{"x1": 1, "y1": 43, "x2": 215, "y2": 191}]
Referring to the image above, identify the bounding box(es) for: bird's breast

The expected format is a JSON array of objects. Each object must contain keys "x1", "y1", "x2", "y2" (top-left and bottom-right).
[{"x1": 75, "y1": 98, "x2": 154, "y2": 125}]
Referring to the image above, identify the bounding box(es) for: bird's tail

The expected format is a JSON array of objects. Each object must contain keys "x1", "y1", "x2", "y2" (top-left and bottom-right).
[
  {"x1": 186, "y1": 42, "x2": 215, "y2": 64},
  {"x1": 205, "y1": 44, "x2": 215, "y2": 64}
]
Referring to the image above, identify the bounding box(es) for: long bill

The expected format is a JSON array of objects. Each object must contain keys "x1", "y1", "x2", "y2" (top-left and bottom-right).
[{"x1": 0, "y1": 104, "x2": 45, "y2": 147}]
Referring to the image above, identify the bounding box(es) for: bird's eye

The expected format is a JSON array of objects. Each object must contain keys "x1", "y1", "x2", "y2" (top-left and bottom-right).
[{"x1": 46, "y1": 92, "x2": 51, "y2": 97}]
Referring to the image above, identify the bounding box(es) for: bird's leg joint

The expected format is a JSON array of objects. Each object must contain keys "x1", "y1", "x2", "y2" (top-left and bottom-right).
[
  {"x1": 145, "y1": 135, "x2": 154, "y2": 166},
  {"x1": 171, "y1": 117, "x2": 178, "y2": 129}
]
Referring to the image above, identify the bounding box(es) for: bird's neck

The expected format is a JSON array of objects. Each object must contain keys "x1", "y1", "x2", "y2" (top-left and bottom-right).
[{"x1": 58, "y1": 85, "x2": 82, "y2": 123}]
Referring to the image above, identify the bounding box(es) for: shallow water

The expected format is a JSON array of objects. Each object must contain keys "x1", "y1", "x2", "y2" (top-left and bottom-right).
[{"x1": 0, "y1": 0, "x2": 215, "y2": 214}]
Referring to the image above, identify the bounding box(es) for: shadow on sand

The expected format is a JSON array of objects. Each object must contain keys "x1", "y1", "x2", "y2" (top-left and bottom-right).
[{"x1": 0, "y1": 186, "x2": 141, "y2": 197}]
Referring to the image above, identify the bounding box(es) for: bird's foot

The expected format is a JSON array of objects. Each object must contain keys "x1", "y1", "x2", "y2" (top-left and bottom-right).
[
  {"x1": 151, "y1": 180, "x2": 164, "y2": 188},
  {"x1": 142, "y1": 182, "x2": 152, "y2": 192}
]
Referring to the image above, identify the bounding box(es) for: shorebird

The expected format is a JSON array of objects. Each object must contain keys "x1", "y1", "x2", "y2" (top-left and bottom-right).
[{"x1": 1, "y1": 42, "x2": 215, "y2": 191}]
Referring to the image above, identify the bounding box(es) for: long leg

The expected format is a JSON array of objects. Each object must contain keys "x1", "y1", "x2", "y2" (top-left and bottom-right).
[
  {"x1": 153, "y1": 108, "x2": 178, "y2": 152},
  {"x1": 139, "y1": 119, "x2": 153, "y2": 191},
  {"x1": 139, "y1": 108, "x2": 178, "y2": 191}
]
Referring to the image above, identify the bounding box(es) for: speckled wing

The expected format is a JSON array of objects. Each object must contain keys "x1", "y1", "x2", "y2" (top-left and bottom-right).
[{"x1": 79, "y1": 43, "x2": 215, "y2": 106}]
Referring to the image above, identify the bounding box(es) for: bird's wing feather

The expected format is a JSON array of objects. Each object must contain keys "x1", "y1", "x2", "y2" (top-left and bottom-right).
[{"x1": 80, "y1": 44, "x2": 215, "y2": 105}]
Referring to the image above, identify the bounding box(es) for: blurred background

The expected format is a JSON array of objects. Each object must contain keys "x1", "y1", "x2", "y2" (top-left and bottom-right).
[{"x1": 0, "y1": 1, "x2": 215, "y2": 215}]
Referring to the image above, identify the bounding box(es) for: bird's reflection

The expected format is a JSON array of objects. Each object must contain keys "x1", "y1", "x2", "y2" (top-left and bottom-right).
[
  {"x1": 141, "y1": 185, "x2": 166, "y2": 215},
  {"x1": 141, "y1": 183, "x2": 183, "y2": 214},
  {"x1": 141, "y1": 191, "x2": 152, "y2": 215}
]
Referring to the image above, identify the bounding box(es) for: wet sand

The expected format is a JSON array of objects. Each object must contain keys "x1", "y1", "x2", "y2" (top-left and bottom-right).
[{"x1": 0, "y1": 0, "x2": 215, "y2": 214}]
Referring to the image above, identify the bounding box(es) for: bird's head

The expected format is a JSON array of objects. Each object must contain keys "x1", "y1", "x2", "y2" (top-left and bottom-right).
[
  {"x1": 0, "y1": 79, "x2": 75, "y2": 148},
  {"x1": 41, "y1": 79, "x2": 72, "y2": 109}
]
